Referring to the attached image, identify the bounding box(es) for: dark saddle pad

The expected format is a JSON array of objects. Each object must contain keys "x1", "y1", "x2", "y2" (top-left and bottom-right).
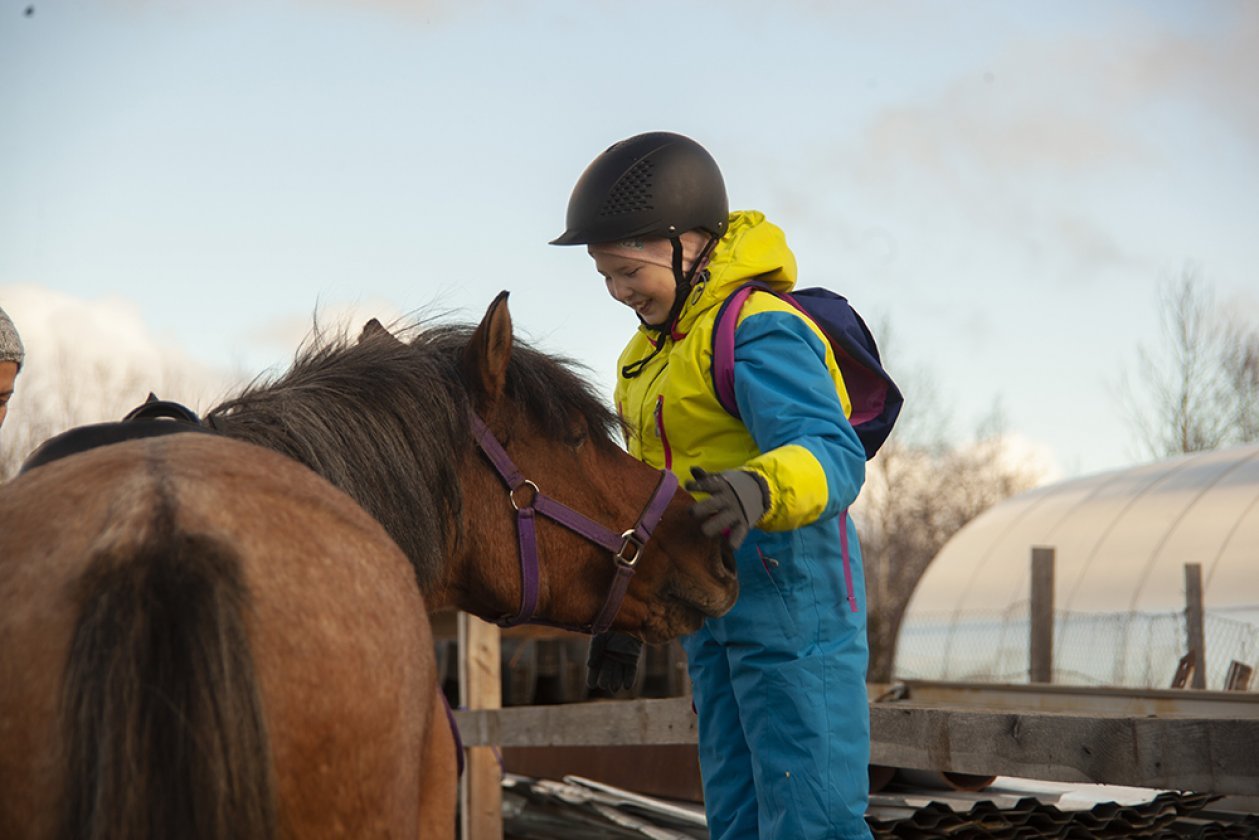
[{"x1": 20, "y1": 399, "x2": 216, "y2": 475}]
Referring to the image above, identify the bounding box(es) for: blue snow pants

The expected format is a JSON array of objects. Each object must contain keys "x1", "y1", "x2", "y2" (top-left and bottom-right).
[{"x1": 680, "y1": 515, "x2": 873, "y2": 840}]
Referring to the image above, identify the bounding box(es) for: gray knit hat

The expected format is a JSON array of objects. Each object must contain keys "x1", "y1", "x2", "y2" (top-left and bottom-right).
[{"x1": 0, "y1": 305, "x2": 24, "y2": 371}]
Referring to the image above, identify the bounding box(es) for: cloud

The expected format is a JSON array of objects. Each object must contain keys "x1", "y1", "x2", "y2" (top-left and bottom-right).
[
  {"x1": 853, "y1": 6, "x2": 1259, "y2": 182},
  {"x1": 1107, "y1": 4, "x2": 1259, "y2": 144},
  {"x1": 794, "y1": 15, "x2": 1259, "y2": 287},
  {"x1": 240, "y1": 297, "x2": 414, "y2": 362},
  {"x1": 0, "y1": 284, "x2": 232, "y2": 418}
]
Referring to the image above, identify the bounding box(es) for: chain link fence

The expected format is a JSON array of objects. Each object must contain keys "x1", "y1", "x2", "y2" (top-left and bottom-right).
[{"x1": 896, "y1": 604, "x2": 1259, "y2": 690}]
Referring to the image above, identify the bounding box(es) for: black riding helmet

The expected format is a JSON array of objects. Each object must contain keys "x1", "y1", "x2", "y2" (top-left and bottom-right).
[
  {"x1": 551, "y1": 132, "x2": 728, "y2": 246},
  {"x1": 555, "y1": 133, "x2": 728, "y2": 378}
]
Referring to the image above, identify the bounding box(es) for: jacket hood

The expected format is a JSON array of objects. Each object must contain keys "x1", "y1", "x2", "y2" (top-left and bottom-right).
[{"x1": 672, "y1": 210, "x2": 797, "y2": 335}]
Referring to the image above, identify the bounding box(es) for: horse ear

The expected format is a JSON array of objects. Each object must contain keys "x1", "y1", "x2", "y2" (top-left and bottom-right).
[
  {"x1": 463, "y1": 291, "x2": 512, "y2": 410},
  {"x1": 359, "y1": 318, "x2": 402, "y2": 346}
]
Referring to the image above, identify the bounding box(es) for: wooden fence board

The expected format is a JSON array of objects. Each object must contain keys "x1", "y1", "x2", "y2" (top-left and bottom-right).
[
  {"x1": 455, "y1": 697, "x2": 697, "y2": 748},
  {"x1": 869, "y1": 701, "x2": 1259, "y2": 795},
  {"x1": 453, "y1": 696, "x2": 1259, "y2": 796}
]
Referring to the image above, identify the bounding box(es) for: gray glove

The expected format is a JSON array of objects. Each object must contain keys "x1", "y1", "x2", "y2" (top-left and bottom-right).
[
  {"x1": 686, "y1": 467, "x2": 769, "y2": 550},
  {"x1": 586, "y1": 632, "x2": 642, "y2": 693}
]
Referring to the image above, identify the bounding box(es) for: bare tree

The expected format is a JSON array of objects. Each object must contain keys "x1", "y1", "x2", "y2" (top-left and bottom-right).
[
  {"x1": 1220, "y1": 314, "x2": 1259, "y2": 443},
  {"x1": 0, "y1": 346, "x2": 220, "y2": 480},
  {"x1": 1121, "y1": 268, "x2": 1259, "y2": 459},
  {"x1": 856, "y1": 371, "x2": 1045, "y2": 683}
]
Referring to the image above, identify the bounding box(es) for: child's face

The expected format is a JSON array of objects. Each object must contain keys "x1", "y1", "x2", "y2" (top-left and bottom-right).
[
  {"x1": 0, "y1": 361, "x2": 16, "y2": 430},
  {"x1": 593, "y1": 252, "x2": 677, "y2": 326}
]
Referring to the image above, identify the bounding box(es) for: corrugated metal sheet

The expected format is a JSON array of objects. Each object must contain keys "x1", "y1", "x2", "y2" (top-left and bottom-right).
[
  {"x1": 501, "y1": 774, "x2": 1259, "y2": 839},
  {"x1": 867, "y1": 790, "x2": 1245, "y2": 839}
]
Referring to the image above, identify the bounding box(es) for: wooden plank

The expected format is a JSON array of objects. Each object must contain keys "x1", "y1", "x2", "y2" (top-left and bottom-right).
[
  {"x1": 1226, "y1": 661, "x2": 1254, "y2": 691},
  {"x1": 455, "y1": 697, "x2": 698, "y2": 748},
  {"x1": 453, "y1": 696, "x2": 1259, "y2": 795},
  {"x1": 869, "y1": 701, "x2": 1259, "y2": 796},
  {"x1": 457, "y1": 612, "x2": 502, "y2": 840},
  {"x1": 1171, "y1": 651, "x2": 1195, "y2": 688},
  {"x1": 1029, "y1": 547, "x2": 1054, "y2": 683},
  {"x1": 1185, "y1": 563, "x2": 1207, "y2": 690},
  {"x1": 902, "y1": 679, "x2": 1259, "y2": 718}
]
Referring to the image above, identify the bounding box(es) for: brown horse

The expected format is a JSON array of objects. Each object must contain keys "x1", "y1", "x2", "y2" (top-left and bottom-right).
[
  {"x1": 206, "y1": 292, "x2": 739, "y2": 641},
  {"x1": 0, "y1": 293, "x2": 738, "y2": 839}
]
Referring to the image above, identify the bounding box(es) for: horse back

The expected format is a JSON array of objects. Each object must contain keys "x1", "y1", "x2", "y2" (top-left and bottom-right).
[{"x1": 0, "y1": 434, "x2": 443, "y2": 839}]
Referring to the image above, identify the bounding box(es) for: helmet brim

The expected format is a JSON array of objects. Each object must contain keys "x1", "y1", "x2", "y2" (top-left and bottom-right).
[{"x1": 548, "y1": 229, "x2": 589, "y2": 246}]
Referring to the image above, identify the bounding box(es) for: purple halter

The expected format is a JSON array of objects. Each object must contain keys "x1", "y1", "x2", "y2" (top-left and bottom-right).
[{"x1": 469, "y1": 410, "x2": 679, "y2": 634}]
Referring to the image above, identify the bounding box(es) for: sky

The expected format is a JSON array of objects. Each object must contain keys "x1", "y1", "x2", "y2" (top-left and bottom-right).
[{"x1": 2, "y1": 0, "x2": 1257, "y2": 479}]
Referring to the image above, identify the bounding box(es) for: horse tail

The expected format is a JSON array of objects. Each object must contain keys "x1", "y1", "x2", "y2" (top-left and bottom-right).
[{"x1": 58, "y1": 512, "x2": 277, "y2": 840}]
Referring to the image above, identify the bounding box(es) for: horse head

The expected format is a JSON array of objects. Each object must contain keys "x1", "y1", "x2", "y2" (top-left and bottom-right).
[
  {"x1": 449, "y1": 292, "x2": 738, "y2": 643},
  {"x1": 209, "y1": 296, "x2": 737, "y2": 644}
]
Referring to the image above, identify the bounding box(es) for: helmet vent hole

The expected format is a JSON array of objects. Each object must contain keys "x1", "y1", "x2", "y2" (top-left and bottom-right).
[{"x1": 599, "y1": 159, "x2": 654, "y2": 217}]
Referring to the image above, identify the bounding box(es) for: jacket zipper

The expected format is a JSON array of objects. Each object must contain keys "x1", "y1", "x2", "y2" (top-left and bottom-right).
[
  {"x1": 840, "y1": 509, "x2": 858, "y2": 613},
  {"x1": 653, "y1": 395, "x2": 672, "y2": 471}
]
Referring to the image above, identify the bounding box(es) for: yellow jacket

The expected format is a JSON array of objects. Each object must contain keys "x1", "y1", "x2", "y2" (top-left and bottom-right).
[{"x1": 614, "y1": 210, "x2": 864, "y2": 531}]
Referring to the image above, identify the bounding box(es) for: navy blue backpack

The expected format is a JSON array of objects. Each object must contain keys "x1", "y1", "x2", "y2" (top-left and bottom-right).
[{"x1": 711, "y1": 282, "x2": 903, "y2": 460}]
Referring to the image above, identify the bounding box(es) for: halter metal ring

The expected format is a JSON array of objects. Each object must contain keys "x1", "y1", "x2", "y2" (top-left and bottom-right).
[
  {"x1": 615, "y1": 530, "x2": 645, "y2": 566},
  {"x1": 510, "y1": 480, "x2": 540, "y2": 511}
]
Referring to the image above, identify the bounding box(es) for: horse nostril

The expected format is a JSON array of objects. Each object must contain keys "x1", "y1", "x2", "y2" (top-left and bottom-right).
[{"x1": 720, "y1": 545, "x2": 736, "y2": 576}]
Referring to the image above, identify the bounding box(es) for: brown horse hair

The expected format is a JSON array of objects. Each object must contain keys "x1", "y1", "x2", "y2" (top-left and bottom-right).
[
  {"x1": 57, "y1": 473, "x2": 276, "y2": 840},
  {"x1": 204, "y1": 320, "x2": 623, "y2": 589}
]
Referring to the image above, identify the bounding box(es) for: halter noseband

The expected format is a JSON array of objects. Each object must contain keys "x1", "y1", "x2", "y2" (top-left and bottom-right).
[{"x1": 469, "y1": 410, "x2": 678, "y2": 634}]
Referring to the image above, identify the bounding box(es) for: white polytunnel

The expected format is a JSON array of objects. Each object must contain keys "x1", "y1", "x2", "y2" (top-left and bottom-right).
[{"x1": 894, "y1": 445, "x2": 1259, "y2": 690}]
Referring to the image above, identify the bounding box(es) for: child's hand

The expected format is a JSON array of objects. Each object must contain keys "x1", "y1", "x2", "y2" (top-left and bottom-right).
[{"x1": 686, "y1": 467, "x2": 768, "y2": 550}]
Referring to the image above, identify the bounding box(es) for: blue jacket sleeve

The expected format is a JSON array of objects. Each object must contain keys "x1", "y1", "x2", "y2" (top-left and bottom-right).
[{"x1": 732, "y1": 309, "x2": 866, "y2": 529}]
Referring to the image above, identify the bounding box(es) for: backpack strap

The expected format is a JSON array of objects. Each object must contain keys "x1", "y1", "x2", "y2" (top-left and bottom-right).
[
  {"x1": 711, "y1": 281, "x2": 773, "y2": 419},
  {"x1": 712, "y1": 281, "x2": 817, "y2": 418}
]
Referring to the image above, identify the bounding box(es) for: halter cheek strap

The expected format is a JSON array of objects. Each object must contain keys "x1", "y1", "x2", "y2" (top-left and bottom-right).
[{"x1": 469, "y1": 411, "x2": 678, "y2": 635}]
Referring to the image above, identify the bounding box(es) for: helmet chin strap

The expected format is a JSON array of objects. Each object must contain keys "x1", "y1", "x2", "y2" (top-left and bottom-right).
[
  {"x1": 655, "y1": 234, "x2": 720, "y2": 330},
  {"x1": 621, "y1": 234, "x2": 719, "y2": 379}
]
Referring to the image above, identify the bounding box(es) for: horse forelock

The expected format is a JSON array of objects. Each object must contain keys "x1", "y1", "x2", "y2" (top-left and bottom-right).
[
  {"x1": 204, "y1": 319, "x2": 621, "y2": 591},
  {"x1": 407, "y1": 323, "x2": 621, "y2": 446}
]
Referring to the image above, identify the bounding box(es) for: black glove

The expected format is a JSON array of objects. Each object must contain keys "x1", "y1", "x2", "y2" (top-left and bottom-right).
[
  {"x1": 586, "y1": 632, "x2": 642, "y2": 693},
  {"x1": 686, "y1": 467, "x2": 769, "y2": 550}
]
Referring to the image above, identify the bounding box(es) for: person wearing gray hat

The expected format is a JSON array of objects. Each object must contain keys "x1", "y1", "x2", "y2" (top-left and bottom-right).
[{"x1": 0, "y1": 305, "x2": 24, "y2": 431}]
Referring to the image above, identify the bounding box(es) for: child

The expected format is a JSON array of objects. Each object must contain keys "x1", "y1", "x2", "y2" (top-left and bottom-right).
[
  {"x1": 553, "y1": 132, "x2": 874, "y2": 839},
  {"x1": 0, "y1": 305, "x2": 23, "y2": 432}
]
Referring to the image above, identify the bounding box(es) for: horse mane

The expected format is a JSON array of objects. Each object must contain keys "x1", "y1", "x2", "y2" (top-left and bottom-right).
[{"x1": 204, "y1": 320, "x2": 621, "y2": 589}]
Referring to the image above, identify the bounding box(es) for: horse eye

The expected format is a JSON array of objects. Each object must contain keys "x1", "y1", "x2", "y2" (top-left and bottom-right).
[{"x1": 565, "y1": 429, "x2": 589, "y2": 450}]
